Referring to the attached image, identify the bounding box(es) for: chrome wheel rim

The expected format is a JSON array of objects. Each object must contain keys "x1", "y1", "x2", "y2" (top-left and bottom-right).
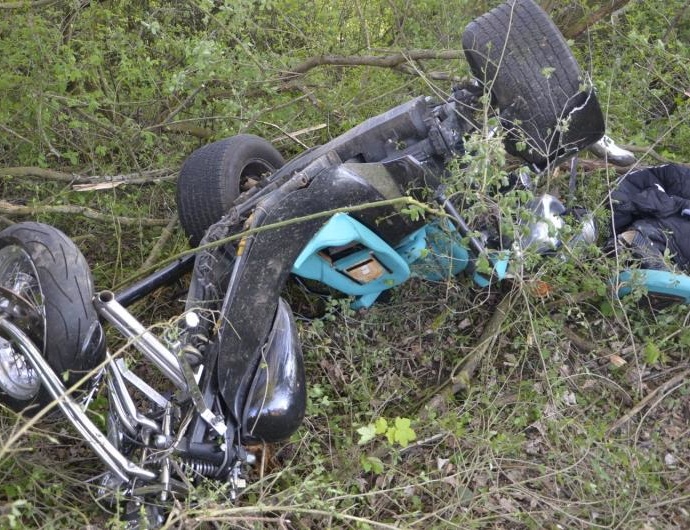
[{"x1": 0, "y1": 245, "x2": 44, "y2": 401}]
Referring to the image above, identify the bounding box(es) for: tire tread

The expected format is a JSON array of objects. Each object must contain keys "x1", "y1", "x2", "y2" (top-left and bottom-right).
[{"x1": 0, "y1": 222, "x2": 104, "y2": 412}]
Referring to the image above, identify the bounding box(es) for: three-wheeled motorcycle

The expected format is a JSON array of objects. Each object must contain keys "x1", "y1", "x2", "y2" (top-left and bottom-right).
[{"x1": 0, "y1": 0, "x2": 675, "y2": 524}]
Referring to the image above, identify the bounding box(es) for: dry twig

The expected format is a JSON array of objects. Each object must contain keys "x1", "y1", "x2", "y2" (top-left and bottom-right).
[
  {"x1": 0, "y1": 200, "x2": 170, "y2": 226},
  {"x1": 420, "y1": 288, "x2": 517, "y2": 415},
  {"x1": 284, "y1": 49, "x2": 466, "y2": 78},
  {"x1": 608, "y1": 367, "x2": 690, "y2": 434},
  {"x1": 139, "y1": 215, "x2": 180, "y2": 272}
]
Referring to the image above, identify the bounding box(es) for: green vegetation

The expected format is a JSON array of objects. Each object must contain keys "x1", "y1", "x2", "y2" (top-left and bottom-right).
[{"x1": 1, "y1": 0, "x2": 689, "y2": 528}]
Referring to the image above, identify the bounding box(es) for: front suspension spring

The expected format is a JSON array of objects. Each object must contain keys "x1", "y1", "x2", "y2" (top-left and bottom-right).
[{"x1": 180, "y1": 458, "x2": 220, "y2": 478}]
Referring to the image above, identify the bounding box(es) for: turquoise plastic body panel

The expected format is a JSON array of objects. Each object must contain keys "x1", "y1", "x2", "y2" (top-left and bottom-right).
[
  {"x1": 617, "y1": 269, "x2": 690, "y2": 303},
  {"x1": 397, "y1": 219, "x2": 470, "y2": 280},
  {"x1": 473, "y1": 257, "x2": 509, "y2": 288},
  {"x1": 397, "y1": 219, "x2": 509, "y2": 288},
  {"x1": 292, "y1": 213, "x2": 510, "y2": 308},
  {"x1": 292, "y1": 213, "x2": 411, "y2": 308}
]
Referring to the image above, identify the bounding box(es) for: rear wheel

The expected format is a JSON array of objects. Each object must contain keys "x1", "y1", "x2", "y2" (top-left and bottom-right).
[
  {"x1": 0, "y1": 222, "x2": 104, "y2": 413},
  {"x1": 176, "y1": 134, "x2": 285, "y2": 246},
  {"x1": 462, "y1": 0, "x2": 597, "y2": 165}
]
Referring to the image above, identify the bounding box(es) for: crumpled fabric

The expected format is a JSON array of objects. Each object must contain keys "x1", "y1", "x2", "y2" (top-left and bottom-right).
[{"x1": 610, "y1": 163, "x2": 690, "y2": 270}]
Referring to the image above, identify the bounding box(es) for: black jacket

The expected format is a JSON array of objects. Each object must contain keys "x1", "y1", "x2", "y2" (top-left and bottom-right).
[{"x1": 611, "y1": 164, "x2": 690, "y2": 270}]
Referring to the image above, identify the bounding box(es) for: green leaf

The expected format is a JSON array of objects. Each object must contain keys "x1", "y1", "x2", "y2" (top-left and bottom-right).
[
  {"x1": 360, "y1": 454, "x2": 384, "y2": 474},
  {"x1": 374, "y1": 417, "x2": 388, "y2": 435},
  {"x1": 599, "y1": 300, "x2": 614, "y2": 317},
  {"x1": 392, "y1": 417, "x2": 416, "y2": 448},
  {"x1": 357, "y1": 424, "x2": 377, "y2": 445},
  {"x1": 644, "y1": 342, "x2": 661, "y2": 365},
  {"x1": 401, "y1": 204, "x2": 425, "y2": 222}
]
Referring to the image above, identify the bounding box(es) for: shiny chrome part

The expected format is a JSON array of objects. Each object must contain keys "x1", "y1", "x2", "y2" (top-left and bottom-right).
[
  {"x1": 80, "y1": 367, "x2": 104, "y2": 409},
  {"x1": 568, "y1": 214, "x2": 598, "y2": 248},
  {"x1": 183, "y1": 311, "x2": 200, "y2": 329},
  {"x1": 515, "y1": 169, "x2": 533, "y2": 190},
  {"x1": 588, "y1": 134, "x2": 636, "y2": 166},
  {"x1": 106, "y1": 352, "x2": 160, "y2": 435},
  {"x1": 106, "y1": 375, "x2": 136, "y2": 436},
  {"x1": 159, "y1": 406, "x2": 173, "y2": 502},
  {"x1": 180, "y1": 458, "x2": 220, "y2": 478},
  {"x1": 114, "y1": 358, "x2": 168, "y2": 409},
  {"x1": 153, "y1": 434, "x2": 172, "y2": 449},
  {"x1": 0, "y1": 286, "x2": 42, "y2": 327},
  {"x1": 229, "y1": 460, "x2": 247, "y2": 500},
  {"x1": 0, "y1": 317, "x2": 155, "y2": 482},
  {"x1": 0, "y1": 245, "x2": 44, "y2": 401},
  {"x1": 518, "y1": 194, "x2": 566, "y2": 254},
  {"x1": 0, "y1": 335, "x2": 39, "y2": 400},
  {"x1": 94, "y1": 291, "x2": 186, "y2": 391},
  {"x1": 170, "y1": 331, "x2": 227, "y2": 436}
]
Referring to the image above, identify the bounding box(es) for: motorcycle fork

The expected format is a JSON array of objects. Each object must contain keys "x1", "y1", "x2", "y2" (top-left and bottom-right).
[
  {"x1": 96, "y1": 291, "x2": 250, "y2": 491},
  {"x1": 0, "y1": 290, "x2": 242, "y2": 500}
]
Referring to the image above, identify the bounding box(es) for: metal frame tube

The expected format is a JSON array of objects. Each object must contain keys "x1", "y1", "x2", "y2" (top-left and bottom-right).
[
  {"x1": 105, "y1": 351, "x2": 160, "y2": 434},
  {"x1": 0, "y1": 317, "x2": 155, "y2": 482},
  {"x1": 93, "y1": 291, "x2": 187, "y2": 391},
  {"x1": 115, "y1": 255, "x2": 195, "y2": 308}
]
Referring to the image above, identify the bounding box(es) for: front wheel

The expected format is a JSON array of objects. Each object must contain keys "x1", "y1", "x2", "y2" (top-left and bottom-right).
[{"x1": 0, "y1": 222, "x2": 105, "y2": 414}]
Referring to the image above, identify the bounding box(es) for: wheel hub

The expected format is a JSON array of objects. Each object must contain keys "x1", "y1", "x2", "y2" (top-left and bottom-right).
[
  {"x1": 0, "y1": 248, "x2": 44, "y2": 401},
  {"x1": 0, "y1": 335, "x2": 39, "y2": 399}
]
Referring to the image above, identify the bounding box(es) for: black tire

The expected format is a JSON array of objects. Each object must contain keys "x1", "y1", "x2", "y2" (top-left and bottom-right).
[
  {"x1": 462, "y1": 0, "x2": 587, "y2": 165},
  {"x1": 176, "y1": 134, "x2": 285, "y2": 246},
  {"x1": 0, "y1": 222, "x2": 105, "y2": 413}
]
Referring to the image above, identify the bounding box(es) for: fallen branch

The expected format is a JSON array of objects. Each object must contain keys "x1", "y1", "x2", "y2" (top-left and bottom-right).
[
  {"x1": 561, "y1": 156, "x2": 690, "y2": 175},
  {"x1": 284, "y1": 49, "x2": 466, "y2": 78},
  {"x1": 562, "y1": 0, "x2": 633, "y2": 39},
  {"x1": 151, "y1": 85, "x2": 206, "y2": 132},
  {"x1": 271, "y1": 123, "x2": 327, "y2": 144},
  {"x1": 139, "y1": 215, "x2": 179, "y2": 272},
  {"x1": 608, "y1": 367, "x2": 690, "y2": 434},
  {"x1": 3, "y1": 166, "x2": 75, "y2": 182},
  {"x1": 157, "y1": 122, "x2": 214, "y2": 139},
  {"x1": 420, "y1": 288, "x2": 517, "y2": 415},
  {"x1": 2, "y1": 166, "x2": 176, "y2": 186},
  {"x1": 112, "y1": 195, "x2": 443, "y2": 290},
  {"x1": 364, "y1": 289, "x2": 516, "y2": 461},
  {"x1": 0, "y1": 200, "x2": 170, "y2": 226},
  {"x1": 560, "y1": 324, "x2": 624, "y2": 365},
  {"x1": 619, "y1": 144, "x2": 677, "y2": 165}
]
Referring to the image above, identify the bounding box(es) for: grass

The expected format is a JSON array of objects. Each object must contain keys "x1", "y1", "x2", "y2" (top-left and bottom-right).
[
  {"x1": 1, "y1": 35, "x2": 690, "y2": 527},
  {"x1": 1, "y1": 160, "x2": 690, "y2": 529}
]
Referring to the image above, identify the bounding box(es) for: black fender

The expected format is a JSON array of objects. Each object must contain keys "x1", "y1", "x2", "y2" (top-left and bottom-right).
[{"x1": 211, "y1": 157, "x2": 432, "y2": 438}]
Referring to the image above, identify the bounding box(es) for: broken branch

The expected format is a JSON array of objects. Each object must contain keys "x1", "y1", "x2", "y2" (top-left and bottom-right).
[
  {"x1": 3, "y1": 166, "x2": 175, "y2": 186},
  {"x1": 420, "y1": 288, "x2": 517, "y2": 415},
  {"x1": 608, "y1": 367, "x2": 690, "y2": 434},
  {"x1": 0, "y1": 200, "x2": 170, "y2": 226},
  {"x1": 285, "y1": 49, "x2": 466, "y2": 78}
]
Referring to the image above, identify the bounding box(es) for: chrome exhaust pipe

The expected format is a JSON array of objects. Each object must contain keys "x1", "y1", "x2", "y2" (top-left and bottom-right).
[{"x1": 94, "y1": 291, "x2": 187, "y2": 391}]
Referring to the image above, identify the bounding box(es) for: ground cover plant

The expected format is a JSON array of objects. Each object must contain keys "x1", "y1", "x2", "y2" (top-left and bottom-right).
[{"x1": 0, "y1": 0, "x2": 689, "y2": 528}]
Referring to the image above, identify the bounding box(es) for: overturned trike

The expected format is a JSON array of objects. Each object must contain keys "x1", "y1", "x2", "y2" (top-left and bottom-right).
[{"x1": 0, "y1": 0, "x2": 676, "y2": 523}]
